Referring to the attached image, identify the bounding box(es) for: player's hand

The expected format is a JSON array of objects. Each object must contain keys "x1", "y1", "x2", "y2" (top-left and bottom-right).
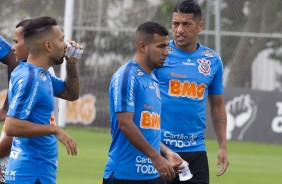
[
  {"x1": 164, "y1": 150, "x2": 183, "y2": 174},
  {"x1": 151, "y1": 154, "x2": 176, "y2": 181},
  {"x1": 65, "y1": 40, "x2": 82, "y2": 64},
  {"x1": 55, "y1": 127, "x2": 77, "y2": 156},
  {"x1": 216, "y1": 148, "x2": 229, "y2": 176}
]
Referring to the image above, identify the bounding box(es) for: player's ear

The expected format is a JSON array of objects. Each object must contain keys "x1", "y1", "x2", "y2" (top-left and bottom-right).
[
  {"x1": 43, "y1": 41, "x2": 52, "y2": 53},
  {"x1": 197, "y1": 20, "x2": 204, "y2": 33},
  {"x1": 138, "y1": 41, "x2": 146, "y2": 53}
]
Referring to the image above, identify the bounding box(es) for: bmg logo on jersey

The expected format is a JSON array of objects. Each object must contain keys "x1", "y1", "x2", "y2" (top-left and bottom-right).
[
  {"x1": 140, "y1": 111, "x2": 160, "y2": 130},
  {"x1": 169, "y1": 80, "x2": 206, "y2": 100}
]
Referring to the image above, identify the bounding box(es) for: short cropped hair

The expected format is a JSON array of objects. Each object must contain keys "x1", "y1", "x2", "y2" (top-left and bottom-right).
[
  {"x1": 135, "y1": 21, "x2": 168, "y2": 45},
  {"x1": 23, "y1": 16, "x2": 58, "y2": 42},
  {"x1": 16, "y1": 19, "x2": 30, "y2": 28},
  {"x1": 174, "y1": 0, "x2": 202, "y2": 20}
]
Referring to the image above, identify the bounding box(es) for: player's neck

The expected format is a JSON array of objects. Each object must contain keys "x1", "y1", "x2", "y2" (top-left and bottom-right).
[
  {"x1": 133, "y1": 55, "x2": 152, "y2": 75},
  {"x1": 27, "y1": 55, "x2": 50, "y2": 71}
]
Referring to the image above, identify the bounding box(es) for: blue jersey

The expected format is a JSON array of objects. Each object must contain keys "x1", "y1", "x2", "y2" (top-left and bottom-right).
[
  {"x1": 0, "y1": 36, "x2": 12, "y2": 60},
  {"x1": 104, "y1": 60, "x2": 161, "y2": 180},
  {"x1": 154, "y1": 40, "x2": 224, "y2": 153},
  {"x1": 5, "y1": 61, "x2": 65, "y2": 184}
]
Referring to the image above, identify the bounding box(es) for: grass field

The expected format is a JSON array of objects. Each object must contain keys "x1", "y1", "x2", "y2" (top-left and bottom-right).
[{"x1": 57, "y1": 127, "x2": 282, "y2": 184}]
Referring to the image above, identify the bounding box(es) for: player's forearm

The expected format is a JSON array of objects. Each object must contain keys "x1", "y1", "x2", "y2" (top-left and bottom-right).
[
  {"x1": 6, "y1": 52, "x2": 18, "y2": 81},
  {"x1": 4, "y1": 117, "x2": 58, "y2": 137},
  {"x1": 64, "y1": 62, "x2": 79, "y2": 101},
  {"x1": 211, "y1": 112, "x2": 227, "y2": 149},
  {"x1": 160, "y1": 142, "x2": 174, "y2": 157},
  {"x1": 2, "y1": 96, "x2": 8, "y2": 111},
  {"x1": 119, "y1": 120, "x2": 160, "y2": 160},
  {"x1": 0, "y1": 135, "x2": 13, "y2": 157}
]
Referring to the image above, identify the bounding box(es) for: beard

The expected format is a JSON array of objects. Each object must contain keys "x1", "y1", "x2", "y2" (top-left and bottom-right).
[
  {"x1": 147, "y1": 55, "x2": 164, "y2": 69},
  {"x1": 52, "y1": 55, "x2": 64, "y2": 65}
]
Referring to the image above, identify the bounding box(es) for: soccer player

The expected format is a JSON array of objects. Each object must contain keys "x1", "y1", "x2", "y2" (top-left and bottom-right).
[
  {"x1": 0, "y1": 37, "x2": 18, "y2": 121},
  {"x1": 103, "y1": 21, "x2": 183, "y2": 184},
  {"x1": 4, "y1": 16, "x2": 80, "y2": 184},
  {"x1": 0, "y1": 18, "x2": 61, "y2": 183},
  {"x1": 154, "y1": 0, "x2": 229, "y2": 183},
  {"x1": 12, "y1": 19, "x2": 59, "y2": 121}
]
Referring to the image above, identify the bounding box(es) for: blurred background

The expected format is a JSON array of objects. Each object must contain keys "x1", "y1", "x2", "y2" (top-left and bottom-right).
[{"x1": 1, "y1": 0, "x2": 282, "y2": 144}]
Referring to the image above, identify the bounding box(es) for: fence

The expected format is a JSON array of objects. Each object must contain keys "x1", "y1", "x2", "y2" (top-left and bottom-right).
[{"x1": 1, "y1": 0, "x2": 282, "y2": 128}]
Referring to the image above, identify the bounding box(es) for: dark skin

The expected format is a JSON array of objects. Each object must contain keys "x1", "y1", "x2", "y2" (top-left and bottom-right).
[
  {"x1": 172, "y1": 11, "x2": 229, "y2": 176},
  {"x1": 208, "y1": 95, "x2": 229, "y2": 176},
  {"x1": 0, "y1": 50, "x2": 18, "y2": 121}
]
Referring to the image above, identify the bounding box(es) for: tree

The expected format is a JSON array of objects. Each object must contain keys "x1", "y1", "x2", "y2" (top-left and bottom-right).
[{"x1": 225, "y1": 0, "x2": 282, "y2": 87}]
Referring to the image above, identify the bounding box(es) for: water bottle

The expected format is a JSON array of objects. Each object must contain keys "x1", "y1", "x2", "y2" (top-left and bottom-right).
[{"x1": 179, "y1": 161, "x2": 193, "y2": 181}]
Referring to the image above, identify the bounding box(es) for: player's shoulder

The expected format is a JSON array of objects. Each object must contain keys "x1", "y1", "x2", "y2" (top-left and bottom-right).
[
  {"x1": 113, "y1": 60, "x2": 139, "y2": 78},
  {"x1": 198, "y1": 44, "x2": 219, "y2": 57},
  {"x1": 111, "y1": 60, "x2": 147, "y2": 87},
  {"x1": 12, "y1": 61, "x2": 47, "y2": 81}
]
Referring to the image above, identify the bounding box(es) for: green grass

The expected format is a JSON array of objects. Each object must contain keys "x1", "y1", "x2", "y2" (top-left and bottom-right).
[
  {"x1": 57, "y1": 127, "x2": 282, "y2": 184},
  {"x1": 57, "y1": 127, "x2": 110, "y2": 184},
  {"x1": 0, "y1": 123, "x2": 281, "y2": 184},
  {"x1": 206, "y1": 140, "x2": 282, "y2": 184}
]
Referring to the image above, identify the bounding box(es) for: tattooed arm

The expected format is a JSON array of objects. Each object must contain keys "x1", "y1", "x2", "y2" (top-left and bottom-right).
[{"x1": 208, "y1": 94, "x2": 229, "y2": 176}]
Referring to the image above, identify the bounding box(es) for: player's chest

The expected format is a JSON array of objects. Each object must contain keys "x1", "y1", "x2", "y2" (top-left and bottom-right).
[
  {"x1": 134, "y1": 78, "x2": 161, "y2": 109},
  {"x1": 160, "y1": 57, "x2": 217, "y2": 84}
]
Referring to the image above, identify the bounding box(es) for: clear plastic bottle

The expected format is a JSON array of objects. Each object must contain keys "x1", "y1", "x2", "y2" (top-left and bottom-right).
[{"x1": 179, "y1": 161, "x2": 193, "y2": 181}]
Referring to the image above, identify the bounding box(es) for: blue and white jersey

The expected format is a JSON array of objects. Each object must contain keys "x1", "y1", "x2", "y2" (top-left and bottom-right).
[
  {"x1": 0, "y1": 36, "x2": 12, "y2": 60},
  {"x1": 154, "y1": 40, "x2": 224, "y2": 153},
  {"x1": 104, "y1": 60, "x2": 161, "y2": 180},
  {"x1": 5, "y1": 61, "x2": 65, "y2": 184}
]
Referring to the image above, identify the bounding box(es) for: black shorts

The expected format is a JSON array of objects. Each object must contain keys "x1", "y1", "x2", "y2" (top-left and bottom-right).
[
  {"x1": 103, "y1": 174, "x2": 166, "y2": 184},
  {"x1": 166, "y1": 151, "x2": 209, "y2": 184}
]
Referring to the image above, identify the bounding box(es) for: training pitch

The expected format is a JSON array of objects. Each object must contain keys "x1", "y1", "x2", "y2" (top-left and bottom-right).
[{"x1": 56, "y1": 127, "x2": 282, "y2": 184}]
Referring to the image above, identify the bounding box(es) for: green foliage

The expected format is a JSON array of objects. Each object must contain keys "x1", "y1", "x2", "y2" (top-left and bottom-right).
[{"x1": 151, "y1": 1, "x2": 176, "y2": 29}]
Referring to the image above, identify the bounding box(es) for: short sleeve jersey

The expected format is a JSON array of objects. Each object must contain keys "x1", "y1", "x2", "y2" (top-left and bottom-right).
[
  {"x1": 5, "y1": 61, "x2": 65, "y2": 184},
  {"x1": 154, "y1": 40, "x2": 224, "y2": 153},
  {"x1": 103, "y1": 60, "x2": 161, "y2": 180},
  {"x1": 0, "y1": 36, "x2": 12, "y2": 60}
]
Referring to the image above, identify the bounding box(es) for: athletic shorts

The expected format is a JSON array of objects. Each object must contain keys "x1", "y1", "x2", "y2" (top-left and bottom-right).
[
  {"x1": 166, "y1": 151, "x2": 209, "y2": 184},
  {"x1": 103, "y1": 173, "x2": 166, "y2": 184}
]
